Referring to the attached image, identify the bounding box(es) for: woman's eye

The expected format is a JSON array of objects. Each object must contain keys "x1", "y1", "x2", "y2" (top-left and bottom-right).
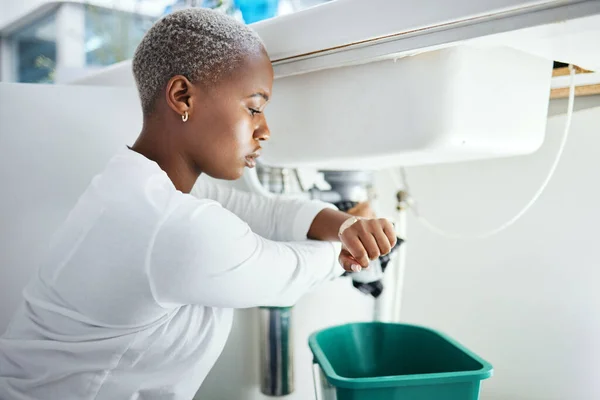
[{"x1": 249, "y1": 108, "x2": 262, "y2": 117}]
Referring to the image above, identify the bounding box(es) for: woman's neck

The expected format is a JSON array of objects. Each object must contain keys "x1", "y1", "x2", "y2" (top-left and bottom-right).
[{"x1": 131, "y1": 122, "x2": 200, "y2": 194}]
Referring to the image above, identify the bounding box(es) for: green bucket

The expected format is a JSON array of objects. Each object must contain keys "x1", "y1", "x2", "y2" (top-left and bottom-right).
[{"x1": 309, "y1": 322, "x2": 493, "y2": 400}]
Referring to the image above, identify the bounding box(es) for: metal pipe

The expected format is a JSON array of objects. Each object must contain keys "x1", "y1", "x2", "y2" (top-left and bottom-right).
[
  {"x1": 254, "y1": 170, "x2": 378, "y2": 396},
  {"x1": 254, "y1": 168, "x2": 296, "y2": 397},
  {"x1": 259, "y1": 307, "x2": 294, "y2": 396},
  {"x1": 321, "y1": 171, "x2": 373, "y2": 202}
]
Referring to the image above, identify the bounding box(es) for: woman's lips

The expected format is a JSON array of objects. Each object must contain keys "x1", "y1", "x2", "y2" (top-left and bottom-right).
[
  {"x1": 245, "y1": 157, "x2": 257, "y2": 168},
  {"x1": 245, "y1": 152, "x2": 260, "y2": 168}
]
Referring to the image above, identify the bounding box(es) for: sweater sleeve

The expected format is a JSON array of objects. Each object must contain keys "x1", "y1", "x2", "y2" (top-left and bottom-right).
[
  {"x1": 148, "y1": 198, "x2": 344, "y2": 308},
  {"x1": 190, "y1": 177, "x2": 337, "y2": 242}
]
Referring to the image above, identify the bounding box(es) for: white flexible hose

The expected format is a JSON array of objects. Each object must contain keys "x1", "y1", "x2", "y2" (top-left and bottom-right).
[
  {"x1": 390, "y1": 206, "x2": 408, "y2": 321},
  {"x1": 397, "y1": 64, "x2": 577, "y2": 240}
]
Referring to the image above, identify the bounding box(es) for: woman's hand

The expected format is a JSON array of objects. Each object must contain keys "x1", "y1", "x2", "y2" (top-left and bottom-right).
[{"x1": 338, "y1": 203, "x2": 396, "y2": 272}]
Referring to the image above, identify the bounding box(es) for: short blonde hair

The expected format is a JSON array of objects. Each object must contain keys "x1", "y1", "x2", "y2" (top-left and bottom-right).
[{"x1": 132, "y1": 8, "x2": 264, "y2": 114}]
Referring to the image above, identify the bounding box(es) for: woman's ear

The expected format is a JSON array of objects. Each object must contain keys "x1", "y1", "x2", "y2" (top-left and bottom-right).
[{"x1": 165, "y1": 75, "x2": 195, "y2": 117}]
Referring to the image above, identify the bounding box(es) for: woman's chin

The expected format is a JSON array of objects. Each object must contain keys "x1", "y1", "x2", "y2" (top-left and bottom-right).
[
  {"x1": 203, "y1": 167, "x2": 244, "y2": 181},
  {"x1": 225, "y1": 168, "x2": 245, "y2": 181},
  {"x1": 230, "y1": 171, "x2": 245, "y2": 181}
]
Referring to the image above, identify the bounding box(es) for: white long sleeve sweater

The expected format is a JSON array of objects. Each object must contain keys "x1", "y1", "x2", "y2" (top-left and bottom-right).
[{"x1": 0, "y1": 148, "x2": 343, "y2": 400}]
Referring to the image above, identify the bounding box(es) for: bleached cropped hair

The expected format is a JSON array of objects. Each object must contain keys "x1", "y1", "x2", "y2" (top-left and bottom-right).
[{"x1": 132, "y1": 8, "x2": 264, "y2": 114}]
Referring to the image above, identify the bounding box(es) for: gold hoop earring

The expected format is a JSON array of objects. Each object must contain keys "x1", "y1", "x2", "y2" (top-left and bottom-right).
[{"x1": 182, "y1": 111, "x2": 189, "y2": 122}]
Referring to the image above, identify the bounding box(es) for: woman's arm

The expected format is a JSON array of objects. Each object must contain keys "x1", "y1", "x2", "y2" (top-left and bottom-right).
[
  {"x1": 307, "y1": 208, "x2": 352, "y2": 242},
  {"x1": 148, "y1": 198, "x2": 344, "y2": 308},
  {"x1": 191, "y1": 177, "x2": 396, "y2": 271},
  {"x1": 191, "y1": 177, "x2": 337, "y2": 242}
]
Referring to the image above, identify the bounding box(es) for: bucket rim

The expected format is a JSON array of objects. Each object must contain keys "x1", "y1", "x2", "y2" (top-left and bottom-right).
[{"x1": 308, "y1": 322, "x2": 493, "y2": 389}]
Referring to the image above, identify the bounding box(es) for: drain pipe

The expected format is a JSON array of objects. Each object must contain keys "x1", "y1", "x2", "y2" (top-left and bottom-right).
[
  {"x1": 259, "y1": 307, "x2": 294, "y2": 396},
  {"x1": 314, "y1": 171, "x2": 396, "y2": 299},
  {"x1": 253, "y1": 168, "x2": 379, "y2": 396},
  {"x1": 312, "y1": 171, "x2": 373, "y2": 205},
  {"x1": 316, "y1": 172, "x2": 406, "y2": 320},
  {"x1": 255, "y1": 166, "x2": 296, "y2": 397}
]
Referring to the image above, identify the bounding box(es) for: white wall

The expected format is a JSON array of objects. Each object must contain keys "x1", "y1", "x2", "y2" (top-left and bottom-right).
[
  {"x1": 0, "y1": 83, "x2": 142, "y2": 332},
  {"x1": 373, "y1": 102, "x2": 600, "y2": 400},
  {"x1": 196, "y1": 280, "x2": 374, "y2": 400}
]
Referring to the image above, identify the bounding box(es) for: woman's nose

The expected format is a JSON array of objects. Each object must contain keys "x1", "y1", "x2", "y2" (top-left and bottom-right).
[{"x1": 254, "y1": 117, "x2": 271, "y2": 141}]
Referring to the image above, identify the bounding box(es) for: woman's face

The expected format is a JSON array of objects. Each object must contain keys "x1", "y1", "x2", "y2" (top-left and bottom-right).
[{"x1": 180, "y1": 48, "x2": 274, "y2": 181}]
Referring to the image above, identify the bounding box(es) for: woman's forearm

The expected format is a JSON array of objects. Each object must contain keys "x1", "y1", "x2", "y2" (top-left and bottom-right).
[{"x1": 307, "y1": 208, "x2": 350, "y2": 242}]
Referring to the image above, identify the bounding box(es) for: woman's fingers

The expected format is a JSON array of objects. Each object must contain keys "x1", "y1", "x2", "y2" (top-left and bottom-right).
[
  {"x1": 341, "y1": 236, "x2": 370, "y2": 267},
  {"x1": 381, "y1": 219, "x2": 398, "y2": 248},
  {"x1": 338, "y1": 248, "x2": 363, "y2": 272},
  {"x1": 358, "y1": 229, "x2": 380, "y2": 260},
  {"x1": 370, "y1": 223, "x2": 392, "y2": 255},
  {"x1": 340, "y1": 218, "x2": 396, "y2": 268}
]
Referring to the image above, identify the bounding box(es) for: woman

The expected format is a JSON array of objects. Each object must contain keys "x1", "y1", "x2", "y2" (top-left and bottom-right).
[{"x1": 0, "y1": 8, "x2": 395, "y2": 400}]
